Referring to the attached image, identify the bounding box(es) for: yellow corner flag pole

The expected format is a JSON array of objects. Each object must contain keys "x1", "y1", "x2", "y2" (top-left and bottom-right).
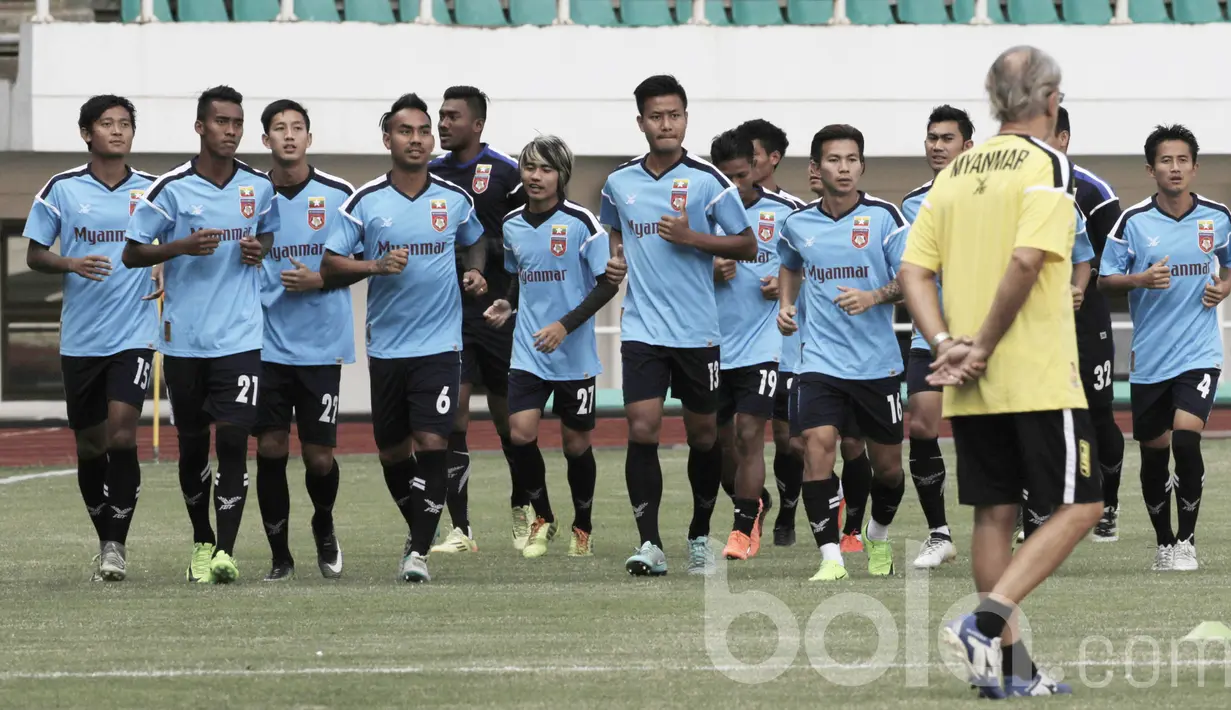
[{"x1": 152, "y1": 295, "x2": 163, "y2": 463}]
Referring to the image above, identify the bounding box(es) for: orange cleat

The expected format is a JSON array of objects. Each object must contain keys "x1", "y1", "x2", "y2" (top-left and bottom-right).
[{"x1": 723, "y1": 530, "x2": 753, "y2": 560}]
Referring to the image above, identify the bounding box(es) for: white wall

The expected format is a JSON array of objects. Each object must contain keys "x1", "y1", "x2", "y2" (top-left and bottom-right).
[{"x1": 14, "y1": 22, "x2": 1231, "y2": 157}]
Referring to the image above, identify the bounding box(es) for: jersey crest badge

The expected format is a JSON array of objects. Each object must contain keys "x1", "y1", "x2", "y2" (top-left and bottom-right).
[
  {"x1": 1198, "y1": 220, "x2": 1215, "y2": 253},
  {"x1": 239, "y1": 186, "x2": 256, "y2": 219},
  {"x1": 128, "y1": 189, "x2": 144, "y2": 216},
  {"x1": 430, "y1": 198, "x2": 448, "y2": 232},
  {"x1": 851, "y1": 215, "x2": 870, "y2": 249},
  {"x1": 307, "y1": 197, "x2": 326, "y2": 231},
  {"x1": 757, "y1": 211, "x2": 776, "y2": 243},
  {"x1": 473, "y1": 164, "x2": 492, "y2": 194},
  {"x1": 670, "y1": 179, "x2": 689, "y2": 212},
  {"x1": 550, "y1": 225, "x2": 568, "y2": 257}
]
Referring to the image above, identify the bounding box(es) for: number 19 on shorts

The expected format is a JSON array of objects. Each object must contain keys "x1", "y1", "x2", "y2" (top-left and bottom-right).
[{"x1": 886, "y1": 392, "x2": 903, "y2": 424}]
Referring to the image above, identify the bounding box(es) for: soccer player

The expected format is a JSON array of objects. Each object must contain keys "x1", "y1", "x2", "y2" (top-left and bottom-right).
[
  {"x1": 735, "y1": 118, "x2": 805, "y2": 546},
  {"x1": 599, "y1": 75, "x2": 756, "y2": 576},
  {"x1": 1098, "y1": 124, "x2": 1230, "y2": 572},
  {"x1": 124, "y1": 86, "x2": 281, "y2": 584},
  {"x1": 321, "y1": 93, "x2": 486, "y2": 583},
  {"x1": 253, "y1": 99, "x2": 355, "y2": 581},
  {"x1": 900, "y1": 105, "x2": 973, "y2": 568},
  {"x1": 900, "y1": 46, "x2": 1101, "y2": 697},
  {"x1": 483, "y1": 135, "x2": 620, "y2": 559},
  {"x1": 24, "y1": 95, "x2": 159, "y2": 582},
  {"x1": 1050, "y1": 107, "x2": 1127, "y2": 542},
  {"x1": 707, "y1": 128, "x2": 797, "y2": 561},
  {"x1": 428, "y1": 86, "x2": 528, "y2": 552},
  {"x1": 776, "y1": 124, "x2": 909, "y2": 583}
]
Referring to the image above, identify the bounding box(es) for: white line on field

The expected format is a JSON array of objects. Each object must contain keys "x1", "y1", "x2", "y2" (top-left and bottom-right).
[
  {"x1": 0, "y1": 428, "x2": 61, "y2": 439},
  {"x1": 0, "y1": 468, "x2": 75, "y2": 485},
  {"x1": 2, "y1": 658, "x2": 1229, "y2": 681}
]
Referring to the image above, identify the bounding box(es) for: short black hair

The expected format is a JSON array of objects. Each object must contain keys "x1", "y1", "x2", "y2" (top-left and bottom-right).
[
  {"x1": 261, "y1": 99, "x2": 310, "y2": 134},
  {"x1": 927, "y1": 105, "x2": 974, "y2": 142},
  {"x1": 634, "y1": 74, "x2": 687, "y2": 115},
  {"x1": 736, "y1": 118, "x2": 789, "y2": 160},
  {"x1": 810, "y1": 124, "x2": 865, "y2": 162},
  {"x1": 442, "y1": 85, "x2": 488, "y2": 121},
  {"x1": 380, "y1": 93, "x2": 430, "y2": 133},
  {"x1": 1056, "y1": 106, "x2": 1070, "y2": 136},
  {"x1": 196, "y1": 85, "x2": 243, "y2": 122},
  {"x1": 710, "y1": 128, "x2": 754, "y2": 166},
  {"x1": 1145, "y1": 124, "x2": 1199, "y2": 165},
  {"x1": 79, "y1": 95, "x2": 136, "y2": 133}
]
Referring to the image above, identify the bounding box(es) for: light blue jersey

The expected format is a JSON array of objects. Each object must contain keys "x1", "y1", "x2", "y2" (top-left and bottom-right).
[
  {"x1": 779, "y1": 193, "x2": 908, "y2": 380},
  {"x1": 774, "y1": 189, "x2": 808, "y2": 374},
  {"x1": 127, "y1": 159, "x2": 280, "y2": 358},
  {"x1": 1100, "y1": 194, "x2": 1231, "y2": 384},
  {"x1": 324, "y1": 173, "x2": 481, "y2": 359},
  {"x1": 502, "y1": 200, "x2": 609, "y2": 381},
  {"x1": 25, "y1": 166, "x2": 159, "y2": 357},
  {"x1": 599, "y1": 151, "x2": 753, "y2": 348},
  {"x1": 717, "y1": 189, "x2": 800, "y2": 370},
  {"x1": 261, "y1": 168, "x2": 356, "y2": 367}
]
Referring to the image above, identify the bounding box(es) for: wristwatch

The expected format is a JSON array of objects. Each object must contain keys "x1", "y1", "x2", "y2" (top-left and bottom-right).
[{"x1": 930, "y1": 331, "x2": 952, "y2": 353}]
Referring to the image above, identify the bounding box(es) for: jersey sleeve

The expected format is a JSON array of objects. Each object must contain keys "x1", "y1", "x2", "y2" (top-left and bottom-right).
[
  {"x1": 326, "y1": 200, "x2": 363, "y2": 257},
  {"x1": 127, "y1": 184, "x2": 177, "y2": 245},
  {"x1": 777, "y1": 218, "x2": 804, "y2": 271},
  {"x1": 1215, "y1": 216, "x2": 1231, "y2": 268},
  {"x1": 502, "y1": 225, "x2": 519, "y2": 274},
  {"x1": 23, "y1": 184, "x2": 62, "y2": 247},
  {"x1": 599, "y1": 177, "x2": 621, "y2": 231},
  {"x1": 901, "y1": 199, "x2": 940, "y2": 272},
  {"x1": 257, "y1": 188, "x2": 281, "y2": 235},
  {"x1": 580, "y1": 222, "x2": 611, "y2": 278},
  {"x1": 1071, "y1": 210, "x2": 1095, "y2": 264},
  {"x1": 709, "y1": 186, "x2": 753, "y2": 236},
  {"x1": 1098, "y1": 222, "x2": 1133, "y2": 277},
  {"x1": 456, "y1": 200, "x2": 482, "y2": 247},
  {"x1": 883, "y1": 223, "x2": 909, "y2": 275},
  {"x1": 1016, "y1": 157, "x2": 1076, "y2": 260},
  {"x1": 900, "y1": 196, "x2": 919, "y2": 224}
]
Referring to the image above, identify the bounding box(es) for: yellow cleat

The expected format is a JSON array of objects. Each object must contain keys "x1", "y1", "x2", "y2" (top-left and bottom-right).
[
  {"x1": 522, "y1": 517, "x2": 559, "y2": 559},
  {"x1": 568, "y1": 527, "x2": 593, "y2": 557},
  {"x1": 511, "y1": 506, "x2": 532, "y2": 551},
  {"x1": 809, "y1": 559, "x2": 849, "y2": 582},
  {"x1": 210, "y1": 550, "x2": 239, "y2": 584},
  {"x1": 186, "y1": 542, "x2": 215, "y2": 584},
  {"x1": 430, "y1": 527, "x2": 479, "y2": 554}
]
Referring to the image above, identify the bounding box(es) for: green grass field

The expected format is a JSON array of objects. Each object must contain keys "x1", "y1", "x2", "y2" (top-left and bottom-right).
[{"x1": 2, "y1": 442, "x2": 1231, "y2": 708}]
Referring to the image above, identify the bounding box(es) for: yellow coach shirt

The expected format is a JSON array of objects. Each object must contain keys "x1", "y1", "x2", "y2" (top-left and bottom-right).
[{"x1": 902, "y1": 133, "x2": 1088, "y2": 417}]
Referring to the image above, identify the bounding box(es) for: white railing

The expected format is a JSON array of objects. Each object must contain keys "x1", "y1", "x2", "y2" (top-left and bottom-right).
[{"x1": 278, "y1": 0, "x2": 297, "y2": 21}]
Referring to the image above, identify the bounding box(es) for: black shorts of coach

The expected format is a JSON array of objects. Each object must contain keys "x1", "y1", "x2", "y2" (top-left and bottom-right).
[
  {"x1": 906, "y1": 348, "x2": 942, "y2": 398},
  {"x1": 163, "y1": 350, "x2": 262, "y2": 431},
  {"x1": 1078, "y1": 331, "x2": 1117, "y2": 410},
  {"x1": 951, "y1": 408, "x2": 1102, "y2": 508},
  {"x1": 61, "y1": 348, "x2": 154, "y2": 431},
  {"x1": 621, "y1": 341, "x2": 721, "y2": 414},
  {"x1": 369, "y1": 352, "x2": 461, "y2": 450},
  {"x1": 718, "y1": 362, "x2": 779, "y2": 426},
  {"x1": 461, "y1": 313, "x2": 514, "y2": 397},
  {"x1": 508, "y1": 369, "x2": 597, "y2": 432},
  {"x1": 253, "y1": 362, "x2": 342, "y2": 447},
  {"x1": 796, "y1": 373, "x2": 902, "y2": 445},
  {"x1": 1130, "y1": 368, "x2": 1221, "y2": 442}
]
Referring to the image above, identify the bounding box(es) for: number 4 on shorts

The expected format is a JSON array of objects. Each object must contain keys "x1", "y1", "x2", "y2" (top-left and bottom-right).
[{"x1": 1197, "y1": 372, "x2": 1213, "y2": 399}]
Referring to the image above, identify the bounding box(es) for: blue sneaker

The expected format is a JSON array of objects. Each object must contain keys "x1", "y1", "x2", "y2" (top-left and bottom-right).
[
  {"x1": 941, "y1": 613, "x2": 1005, "y2": 699},
  {"x1": 625, "y1": 541, "x2": 667, "y2": 576},
  {"x1": 687, "y1": 536, "x2": 716, "y2": 576},
  {"x1": 1005, "y1": 671, "x2": 1072, "y2": 697}
]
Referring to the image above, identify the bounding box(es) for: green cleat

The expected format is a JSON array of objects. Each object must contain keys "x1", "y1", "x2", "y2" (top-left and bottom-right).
[
  {"x1": 511, "y1": 506, "x2": 532, "y2": 551},
  {"x1": 809, "y1": 559, "x2": 849, "y2": 581},
  {"x1": 863, "y1": 522, "x2": 894, "y2": 577},
  {"x1": 625, "y1": 541, "x2": 667, "y2": 576},
  {"x1": 522, "y1": 518, "x2": 559, "y2": 559},
  {"x1": 687, "y1": 536, "x2": 715, "y2": 576},
  {"x1": 210, "y1": 551, "x2": 239, "y2": 584},
  {"x1": 186, "y1": 542, "x2": 215, "y2": 584}
]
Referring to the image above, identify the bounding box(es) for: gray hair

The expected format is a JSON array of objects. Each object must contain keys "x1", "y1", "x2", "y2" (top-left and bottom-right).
[
  {"x1": 518, "y1": 134, "x2": 574, "y2": 192},
  {"x1": 985, "y1": 46, "x2": 1062, "y2": 124}
]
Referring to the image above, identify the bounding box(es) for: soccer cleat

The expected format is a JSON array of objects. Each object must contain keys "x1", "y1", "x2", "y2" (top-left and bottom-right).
[
  {"x1": 749, "y1": 500, "x2": 766, "y2": 557},
  {"x1": 912, "y1": 535, "x2": 957, "y2": 569},
  {"x1": 808, "y1": 559, "x2": 848, "y2": 581},
  {"x1": 568, "y1": 527, "x2": 593, "y2": 557},
  {"x1": 863, "y1": 522, "x2": 894, "y2": 577},
  {"x1": 1173, "y1": 538, "x2": 1198, "y2": 571},
  {"x1": 210, "y1": 551, "x2": 239, "y2": 584},
  {"x1": 430, "y1": 527, "x2": 478, "y2": 554},
  {"x1": 773, "y1": 525, "x2": 795, "y2": 547},
  {"x1": 99, "y1": 541, "x2": 127, "y2": 582},
  {"x1": 1004, "y1": 670, "x2": 1073, "y2": 697},
  {"x1": 400, "y1": 551, "x2": 431, "y2": 583},
  {"x1": 940, "y1": 613, "x2": 1005, "y2": 699},
  {"x1": 511, "y1": 505, "x2": 532, "y2": 551},
  {"x1": 625, "y1": 541, "x2": 667, "y2": 576},
  {"x1": 1091, "y1": 506, "x2": 1118, "y2": 542},
  {"x1": 687, "y1": 536, "x2": 716, "y2": 575},
  {"x1": 1152, "y1": 544, "x2": 1174, "y2": 571},
  {"x1": 186, "y1": 542, "x2": 215, "y2": 584},
  {"x1": 839, "y1": 532, "x2": 863, "y2": 554},
  {"x1": 522, "y1": 517, "x2": 559, "y2": 559},
  {"x1": 89, "y1": 551, "x2": 104, "y2": 583},
  {"x1": 315, "y1": 529, "x2": 343, "y2": 579},
  {"x1": 263, "y1": 561, "x2": 295, "y2": 582},
  {"x1": 723, "y1": 530, "x2": 753, "y2": 561}
]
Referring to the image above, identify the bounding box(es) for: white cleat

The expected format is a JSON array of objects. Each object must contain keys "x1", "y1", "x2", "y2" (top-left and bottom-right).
[
  {"x1": 1152, "y1": 544, "x2": 1174, "y2": 571},
  {"x1": 1172, "y1": 538, "x2": 1198, "y2": 571},
  {"x1": 912, "y1": 535, "x2": 957, "y2": 569}
]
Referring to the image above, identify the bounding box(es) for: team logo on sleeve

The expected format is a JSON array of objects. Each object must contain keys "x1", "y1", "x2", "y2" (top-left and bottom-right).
[
  {"x1": 851, "y1": 215, "x2": 871, "y2": 249},
  {"x1": 1198, "y1": 220, "x2": 1215, "y2": 253},
  {"x1": 670, "y1": 179, "x2": 689, "y2": 212},
  {"x1": 128, "y1": 189, "x2": 144, "y2": 216},
  {"x1": 473, "y1": 164, "x2": 492, "y2": 194},
  {"x1": 757, "y1": 211, "x2": 776, "y2": 243},
  {"x1": 239, "y1": 186, "x2": 256, "y2": 218},
  {"x1": 307, "y1": 197, "x2": 327, "y2": 231},
  {"x1": 430, "y1": 199, "x2": 448, "y2": 232},
  {"x1": 550, "y1": 225, "x2": 568, "y2": 257}
]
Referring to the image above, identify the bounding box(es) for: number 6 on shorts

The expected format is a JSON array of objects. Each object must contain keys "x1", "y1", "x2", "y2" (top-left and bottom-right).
[{"x1": 436, "y1": 386, "x2": 451, "y2": 414}]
